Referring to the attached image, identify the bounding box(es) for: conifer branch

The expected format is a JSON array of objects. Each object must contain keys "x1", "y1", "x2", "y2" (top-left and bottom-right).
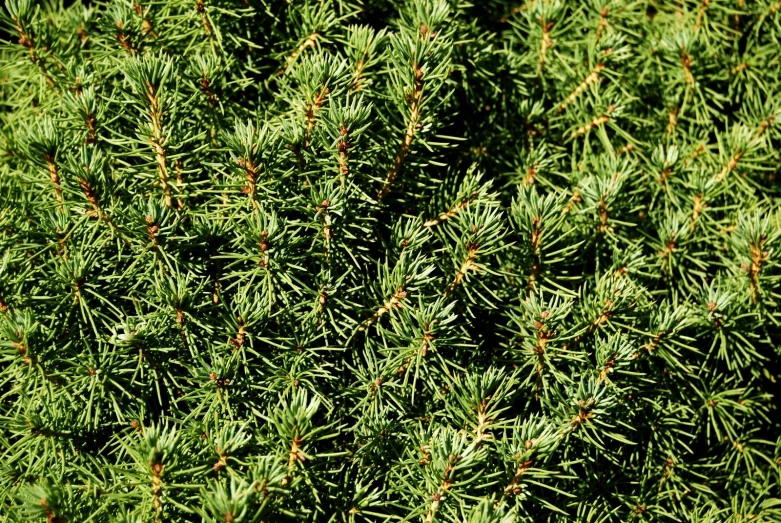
[
  {"x1": 133, "y1": 1, "x2": 157, "y2": 38},
  {"x1": 683, "y1": 144, "x2": 706, "y2": 166},
  {"x1": 377, "y1": 62, "x2": 423, "y2": 202},
  {"x1": 666, "y1": 108, "x2": 678, "y2": 137},
  {"x1": 2, "y1": 2, "x2": 780, "y2": 519},
  {"x1": 173, "y1": 159, "x2": 184, "y2": 210},
  {"x1": 44, "y1": 154, "x2": 63, "y2": 205},
  {"x1": 305, "y1": 87, "x2": 330, "y2": 147},
  {"x1": 11, "y1": 15, "x2": 56, "y2": 86},
  {"x1": 276, "y1": 32, "x2": 318, "y2": 76},
  {"x1": 561, "y1": 304, "x2": 614, "y2": 354},
  {"x1": 151, "y1": 461, "x2": 164, "y2": 516},
  {"x1": 747, "y1": 237, "x2": 767, "y2": 304},
  {"x1": 116, "y1": 21, "x2": 137, "y2": 54},
  {"x1": 423, "y1": 191, "x2": 479, "y2": 228},
  {"x1": 337, "y1": 125, "x2": 350, "y2": 182},
  {"x1": 596, "y1": 6, "x2": 609, "y2": 39},
  {"x1": 351, "y1": 59, "x2": 367, "y2": 91},
  {"x1": 754, "y1": 114, "x2": 775, "y2": 139},
  {"x1": 358, "y1": 286, "x2": 408, "y2": 331},
  {"x1": 237, "y1": 157, "x2": 259, "y2": 207},
  {"x1": 538, "y1": 17, "x2": 554, "y2": 70},
  {"x1": 145, "y1": 83, "x2": 173, "y2": 208},
  {"x1": 681, "y1": 50, "x2": 695, "y2": 87},
  {"x1": 559, "y1": 63, "x2": 605, "y2": 112},
  {"x1": 445, "y1": 244, "x2": 479, "y2": 296},
  {"x1": 731, "y1": 62, "x2": 749, "y2": 75},
  {"x1": 423, "y1": 453, "x2": 460, "y2": 523},
  {"x1": 571, "y1": 113, "x2": 610, "y2": 138},
  {"x1": 77, "y1": 177, "x2": 130, "y2": 245},
  {"x1": 527, "y1": 216, "x2": 544, "y2": 293},
  {"x1": 689, "y1": 193, "x2": 705, "y2": 232},
  {"x1": 195, "y1": 0, "x2": 213, "y2": 37},
  {"x1": 759, "y1": 1, "x2": 781, "y2": 24},
  {"x1": 694, "y1": 0, "x2": 711, "y2": 33},
  {"x1": 616, "y1": 143, "x2": 635, "y2": 155},
  {"x1": 714, "y1": 151, "x2": 742, "y2": 182},
  {"x1": 501, "y1": 459, "x2": 534, "y2": 501}
]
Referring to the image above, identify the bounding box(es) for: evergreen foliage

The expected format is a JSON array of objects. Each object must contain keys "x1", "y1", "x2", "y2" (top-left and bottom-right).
[{"x1": 1, "y1": 0, "x2": 781, "y2": 521}]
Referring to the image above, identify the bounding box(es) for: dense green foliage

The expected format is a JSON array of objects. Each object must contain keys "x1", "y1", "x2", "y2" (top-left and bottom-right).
[{"x1": 1, "y1": 0, "x2": 781, "y2": 521}]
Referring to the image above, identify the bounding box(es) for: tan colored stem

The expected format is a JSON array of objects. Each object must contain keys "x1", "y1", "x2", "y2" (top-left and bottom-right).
[
  {"x1": 595, "y1": 7, "x2": 609, "y2": 41},
  {"x1": 666, "y1": 108, "x2": 678, "y2": 137},
  {"x1": 501, "y1": 459, "x2": 534, "y2": 500},
  {"x1": 445, "y1": 245, "x2": 479, "y2": 295},
  {"x1": 683, "y1": 144, "x2": 705, "y2": 166},
  {"x1": 195, "y1": 0, "x2": 212, "y2": 36},
  {"x1": 151, "y1": 462, "x2": 164, "y2": 514},
  {"x1": 351, "y1": 59, "x2": 366, "y2": 91},
  {"x1": 358, "y1": 286, "x2": 408, "y2": 331},
  {"x1": 633, "y1": 330, "x2": 669, "y2": 359},
  {"x1": 174, "y1": 159, "x2": 184, "y2": 210},
  {"x1": 305, "y1": 87, "x2": 329, "y2": 146},
  {"x1": 238, "y1": 157, "x2": 259, "y2": 207},
  {"x1": 748, "y1": 238, "x2": 768, "y2": 304},
  {"x1": 755, "y1": 115, "x2": 775, "y2": 139},
  {"x1": 561, "y1": 304, "x2": 613, "y2": 353},
  {"x1": 474, "y1": 406, "x2": 491, "y2": 444},
  {"x1": 116, "y1": 21, "x2": 136, "y2": 54},
  {"x1": 45, "y1": 155, "x2": 63, "y2": 205},
  {"x1": 681, "y1": 50, "x2": 695, "y2": 86},
  {"x1": 761, "y1": 1, "x2": 781, "y2": 22},
  {"x1": 694, "y1": 0, "x2": 711, "y2": 33},
  {"x1": 714, "y1": 151, "x2": 742, "y2": 182},
  {"x1": 276, "y1": 32, "x2": 318, "y2": 76},
  {"x1": 689, "y1": 193, "x2": 705, "y2": 232},
  {"x1": 538, "y1": 18, "x2": 554, "y2": 69},
  {"x1": 133, "y1": 1, "x2": 156, "y2": 38},
  {"x1": 13, "y1": 18, "x2": 56, "y2": 86},
  {"x1": 423, "y1": 455, "x2": 459, "y2": 523},
  {"x1": 571, "y1": 114, "x2": 610, "y2": 138},
  {"x1": 560, "y1": 63, "x2": 605, "y2": 112},
  {"x1": 423, "y1": 191, "x2": 478, "y2": 228},
  {"x1": 146, "y1": 83, "x2": 172, "y2": 207},
  {"x1": 337, "y1": 126, "x2": 350, "y2": 182},
  {"x1": 287, "y1": 435, "x2": 305, "y2": 469},
  {"x1": 377, "y1": 64, "x2": 424, "y2": 202},
  {"x1": 78, "y1": 178, "x2": 130, "y2": 245}
]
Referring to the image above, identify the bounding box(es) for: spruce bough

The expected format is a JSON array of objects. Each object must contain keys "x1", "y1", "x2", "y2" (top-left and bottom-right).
[{"x1": 1, "y1": 0, "x2": 781, "y2": 521}]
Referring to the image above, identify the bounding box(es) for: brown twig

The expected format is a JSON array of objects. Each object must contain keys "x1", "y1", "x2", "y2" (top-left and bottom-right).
[
  {"x1": 747, "y1": 237, "x2": 768, "y2": 304},
  {"x1": 559, "y1": 63, "x2": 605, "y2": 112},
  {"x1": 538, "y1": 17, "x2": 554, "y2": 69},
  {"x1": 423, "y1": 453, "x2": 460, "y2": 523},
  {"x1": 445, "y1": 244, "x2": 479, "y2": 296},
  {"x1": 358, "y1": 286, "x2": 408, "y2": 331},
  {"x1": 689, "y1": 193, "x2": 705, "y2": 232},
  {"x1": 714, "y1": 151, "x2": 742, "y2": 182},
  {"x1": 377, "y1": 63, "x2": 424, "y2": 202},
  {"x1": 276, "y1": 32, "x2": 318, "y2": 76},
  {"x1": 571, "y1": 113, "x2": 610, "y2": 139},
  {"x1": 694, "y1": 0, "x2": 711, "y2": 33},
  {"x1": 305, "y1": 87, "x2": 330, "y2": 146},
  {"x1": 423, "y1": 191, "x2": 479, "y2": 228},
  {"x1": 44, "y1": 154, "x2": 63, "y2": 205},
  {"x1": 145, "y1": 82, "x2": 172, "y2": 207},
  {"x1": 337, "y1": 125, "x2": 350, "y2": 183},
  {"x1": 681, "y1": 50, "x2": 695, "y2": 87}
]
